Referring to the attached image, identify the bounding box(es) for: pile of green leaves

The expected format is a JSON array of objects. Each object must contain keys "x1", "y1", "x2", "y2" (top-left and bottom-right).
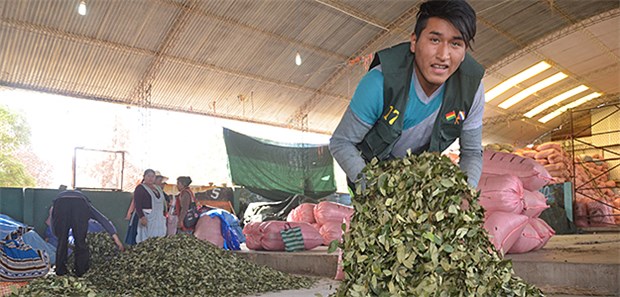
[
  {"x1": 86, "y1": 234, "x2": 315, "y2": 296},
  {"x1": 334, "y1": 152, "x2": 543, "y2": 297},
  {"x1": 15, "y1": 234, "x2": 314, "y2": 296},
  {"x1": 10, "y1": 276, "x2": 100, "y2": 297},
  {"x1": 66, "y1": 232, "x2": 119, "y2": 274}
]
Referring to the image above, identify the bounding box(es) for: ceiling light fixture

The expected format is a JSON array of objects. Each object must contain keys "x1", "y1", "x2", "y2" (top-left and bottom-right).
[
  {"x1": 78, "y1": 1, "x2": 87, "y2": 16},
  {"x1": 523, "y1": 85, "x2": 589, "y2": 118},
  {"x1": 295, "y1": 52, "x2": 302, "y2": 66},
  {"x1": 538, "y1": 92, "x2": 602, "y2": 123},
  {"x1": 498, "y1": 72, "x2": 567, "y2": 109},
  {"x1": 485, "y1": 61, "x2": 551, "y2": 103}
]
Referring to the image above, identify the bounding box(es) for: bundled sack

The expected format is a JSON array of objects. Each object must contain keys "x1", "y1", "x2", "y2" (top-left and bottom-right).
[
  {"x1": 286, "y1": 203, "x2": 317, "y2": 224},
  {"x1": 194, "y1": 210, "x2": 241, "y2": 250},
  {"x1": 243, "y1": 221, "x2": 322, "y2": 251},
  {"x1": 260, "y1": 221, "x2": 322, "y2": 251},
  {"x1": 482, "y1": 151, "x2": 552, "y2": 191},
  {"x1": 205, "y1": 209, "x2": 245, "y2": 244},
  {"x1": 314, "y1": 201, "x2": 354, "y2": 225},
  {"x1": 586, "y1": 201, "x2": 615, "y2": 226},
  {"x1": 483, "y1": 212, "x2": 529, "y2": 255},
  {"x1": 194, "y1": 215, "x2": 224, "y2": 248},
  {"x1": 0, "y1": 227, "x2": 50, "y2": 281},
  {"x1": 477, "y1": 174, "x2": 525, "y2": 214},
  {"x1": 522, "y1": 190, "x2": 549, "y2": 218},
  {"x1": 530, "y1": 218, "x2": 555, "y2": 249},
  {"x1": 243, "y1": 222, "x2": 262, "y2": 250},
  {"x1": 319, "y1": 221, "x2": 350, "y2": 246},
  {"x1": 507, "y1": 221, "x2": 543, "y2": 254}
]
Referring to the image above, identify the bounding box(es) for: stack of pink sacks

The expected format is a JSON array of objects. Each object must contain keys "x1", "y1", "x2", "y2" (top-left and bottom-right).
[
  {"x1": 479, "y1": 151, "x2": 556, "y2": 255},
  {"x1": 286, "y1": 201, "x2": 354, "y2": 245},
  {"x1": 515, "y1": 142, "x2": 619, "y2": 226},
  {"x1": 313, "y1": 202, "x2": 354, "y2": 245},
  {"x1": 514, "y1": 142, "x2": 571, "y2": 184},
  {"x1": 242, "y1": 201, "x2": 354, "y2": 251},
  {"x1": 242, "y1": 220, "x2": 322, "y2": 251}
]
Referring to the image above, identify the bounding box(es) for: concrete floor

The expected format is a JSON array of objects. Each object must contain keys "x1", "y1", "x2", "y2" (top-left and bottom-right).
[{"x1": 237, "y1": 233, "x2": 620, "y2": 297}]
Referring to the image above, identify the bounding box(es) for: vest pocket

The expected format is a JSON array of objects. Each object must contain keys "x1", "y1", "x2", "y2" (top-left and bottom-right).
[{"x1": 440, "y1": 122, "x2": 462, "y2": 142}]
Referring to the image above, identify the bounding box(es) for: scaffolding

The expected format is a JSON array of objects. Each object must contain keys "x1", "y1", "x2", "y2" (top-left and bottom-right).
[{"x1": 568, "y1": 102, "x2": 620, "y2": 228}]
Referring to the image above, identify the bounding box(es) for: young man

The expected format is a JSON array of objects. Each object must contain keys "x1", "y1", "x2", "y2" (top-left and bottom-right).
[
  {"x1": 52, "y1": 190, "x2": 124, "y2": 276},
  {"x1": 329, "y1": 0, "x2": 484, "y2": 189}
]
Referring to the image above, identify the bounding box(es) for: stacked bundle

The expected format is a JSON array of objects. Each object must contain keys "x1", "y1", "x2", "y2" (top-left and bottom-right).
[
  {"x1": 285, "y1": 201, "x2": 354, "y2": 246},
  {"x1": 314, "y1": 202, "x2": 354, "y2": 246},
  {"x1": 514, "y1": 142, "x2": 571, "y2": 184},
  {"x1": 243, "y1": 221, "x2": 322, "y2": 251},
  {"x1": 514, "y1": 142, "x2": 619, "y2": 226},
  {"x1": 480, "y1": 151, "x2": 555, "y2": 254},
  {"x1": 573, "y1": 154, "x2": 619, "y2": 226},
  {"x1": 484, "y1": 143, "x2": 515, "y2": 153}
]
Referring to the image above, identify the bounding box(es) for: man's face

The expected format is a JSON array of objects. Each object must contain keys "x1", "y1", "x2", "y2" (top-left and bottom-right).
[{"x1": 410, "y1": 17, "x2": 467, "y2": 96}]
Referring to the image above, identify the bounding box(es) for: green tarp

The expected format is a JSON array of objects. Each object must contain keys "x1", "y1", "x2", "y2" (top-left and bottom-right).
[{"x1": 223, "y1": 128, "x2": 335, "y2": 200}]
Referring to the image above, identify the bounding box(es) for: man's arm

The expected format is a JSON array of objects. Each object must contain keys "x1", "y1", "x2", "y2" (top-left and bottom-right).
[
  {"x1": 459, "y1": 126, "x2": 483, "y2": 188},
  {"x1": 88, "y1": 203, "x2": 125, "y2": 251},
  {"x1": 329, "y1": 107, "x2": 373, "y2": 182},
  {"x1": 89, "y1": 205, "x2": 117, "y2": 235},
  {"x1": 459, "y1": 82, "x2": 485, "y2": 188},
  {"x1": 330, "y1": 68, "x2": 384, "y2": 182}
]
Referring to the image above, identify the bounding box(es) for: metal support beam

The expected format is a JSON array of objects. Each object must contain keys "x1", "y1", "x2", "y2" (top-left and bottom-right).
[
  {"x1": 285, "y1": 5, "x2": 418, "y2": 129},
  {"x1": 159, "y1": 0, "x2": 347, "y2": 61},
  {"x1": 313, "y1": 0, "x2": 389, "y2": 31},
  {"x1": 0, "y1": 17, "x2": 348, "y2": 102},
  {"x1": 129, "y1": 0, "x2": 196, "y2": 105},
  {"x1": 486, "y1": 9, "x2": 620, "y2": 74},
  {"x1": 540, "y1": 0, "x2": 619, "y2": 63}
]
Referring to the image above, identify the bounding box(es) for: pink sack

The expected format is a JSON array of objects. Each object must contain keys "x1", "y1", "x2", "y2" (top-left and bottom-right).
[
  {"x1": 319, "y1": 221, "x2": 349, "y2": 246},
  {"x1": 574, "y1": 200, "x2": 589, "y2": 227},
  {"x1": 260, "y1": 221, "x2": 323, "y2": 251},
  {"x1": 484, "y1": 211, "x2": 529, "y2": 255},
  {"x1": 287, "y1": 203, "x2": 317, "y2": 224},
  {"x1": 477, "y1": 174, "x2": 525, "y2": 214},
  {"x1": 335, "y1": 248, "x2": 345, "y2": 280},
  {"x1": 314, "y1": 201, "x2": 354, "y2": 225},
  {"x1": 587, "y1": 201, "x2": 615, "y2": 226},
  {"x1": 243, "y1": 222, "x2": 263, "y2": 250},
  {"x1": 194, "y1": 215, "x2": 224, "y2": 248},
  {"x1": 530, "y1": 218, "x2": 555, "y2": 249},
  {"x1": 482, "y1": 151, "x2": 553, "y2": 191},
  {"x1": 507, "y1": 221, "x2": 542, "y2": 254},
  {"x1": 522, "y1": 190, "x2": 549, "y2": 218}
]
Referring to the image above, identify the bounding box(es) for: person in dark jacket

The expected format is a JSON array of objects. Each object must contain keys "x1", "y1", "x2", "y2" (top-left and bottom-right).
[
  {"x1": 329, "y1": 0, "x2": 484, "y2": 190},
  {"x1": 52, "y1": 190, "x2": 124, "y2": 276}
]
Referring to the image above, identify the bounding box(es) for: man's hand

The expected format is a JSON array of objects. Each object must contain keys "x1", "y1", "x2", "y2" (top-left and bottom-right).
[
  {"x1": 355, "y1": 173, "x2": 367, "y2": 195},
  {"x1": 111, "y1": 234, "x2": 125, "y2": 252},
  {"x1": 139, "y1": 216, "x2": 147, "y2": 226}
]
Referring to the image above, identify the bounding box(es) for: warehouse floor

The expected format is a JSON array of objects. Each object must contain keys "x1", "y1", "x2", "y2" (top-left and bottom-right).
[{"x1": 238, "y1": 233, "x2": 620, "y2": 297}]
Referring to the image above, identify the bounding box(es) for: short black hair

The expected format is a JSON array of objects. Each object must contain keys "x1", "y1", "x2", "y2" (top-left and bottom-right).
[
  {"x1": 177, "y1": 176, "x2": 192, "y2": 187},
  {"x1": 414, "y1": 0, "x2": 477, "y2": 49}
]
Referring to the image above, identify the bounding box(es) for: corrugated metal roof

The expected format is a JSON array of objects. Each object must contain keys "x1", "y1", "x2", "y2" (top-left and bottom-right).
[{"x1": 0, "y1": 0, "x2": 618, "y2": 145}]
